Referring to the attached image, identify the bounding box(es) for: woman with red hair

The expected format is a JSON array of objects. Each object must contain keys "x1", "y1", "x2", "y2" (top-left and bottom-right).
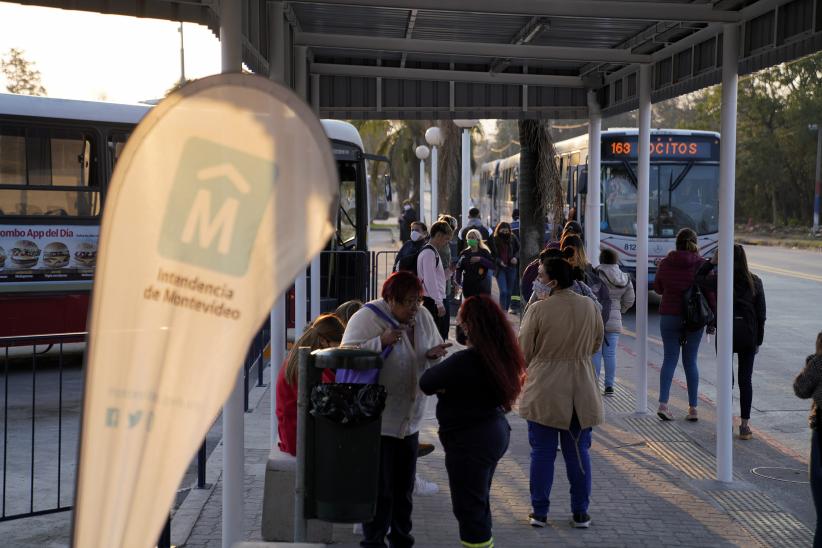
[
  {"x1": 341, "y1": 270, "x2": 451, "y2": 548},
  {"x1": 419, "y1": 295, "x2": 525, "y2": 548}
]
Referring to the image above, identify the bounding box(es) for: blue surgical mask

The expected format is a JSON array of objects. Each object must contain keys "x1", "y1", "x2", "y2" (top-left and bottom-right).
[{"x1": 410, "y1": 230, "x2": 423, "y2": 242}]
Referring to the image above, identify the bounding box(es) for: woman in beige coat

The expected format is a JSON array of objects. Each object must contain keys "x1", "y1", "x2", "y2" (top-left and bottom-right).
[{"x1": 519, "y1": 257, "x2": 604, "y2": 530}]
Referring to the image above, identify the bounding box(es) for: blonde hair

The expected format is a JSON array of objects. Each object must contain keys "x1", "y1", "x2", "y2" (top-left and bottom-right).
[
  {"x1": 560, "y1": 234, "x2": 590, "y2": 272},
  {"x1": 466, "y1": 229, "x2": 492, "y2": 253},
  {"x1": 284, "y1": 314, "x2": 345, "y2": 384},
  {"x1": 334, "y1": 300, "x2": 363, "y2": 326}
]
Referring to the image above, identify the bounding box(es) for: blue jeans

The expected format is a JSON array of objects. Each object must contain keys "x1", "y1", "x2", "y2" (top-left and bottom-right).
[
  {"x1": 592, "y1": 332, "x2": 620, "y2": 388},
  {"x1": 496, "y1": 266, "x2": 517, "y2": 311},
  {"x1": 528, "y1": 414, "x2": 592, "y2": 517},
  {"x1": 659, "y1": 314, "x2": 702, "y2": 407}
]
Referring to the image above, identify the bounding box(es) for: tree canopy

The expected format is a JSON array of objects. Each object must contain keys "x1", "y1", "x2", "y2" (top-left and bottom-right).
[{"x1": 1, "y1": 48, "x2": 46, "y2": 96}]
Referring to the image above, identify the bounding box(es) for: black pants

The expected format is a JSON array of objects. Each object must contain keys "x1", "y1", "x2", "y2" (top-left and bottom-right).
[
  {"x1": 362, "y1": 433, "x2": 419, "y2": 548},
  {"x1": 422, "y1": 296, "x2": 449, "y2": 340},
  {"x1": 737, "y1": 350, "x2": 755, "y2": 420},
  {"x1": 439, "y1": 414, "x2": 510, "y2": 547},
  {"x1": 811, "y1": 429, "x2": 822, "y2": 548}
]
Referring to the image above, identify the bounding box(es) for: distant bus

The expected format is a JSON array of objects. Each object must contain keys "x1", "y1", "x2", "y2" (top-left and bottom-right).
[
  {"x1": 479, "y1": 129, "x2": 721, "y2": 281},
  {"x1": 0, "y1": 93, "x2": 373, "y2": 337}
]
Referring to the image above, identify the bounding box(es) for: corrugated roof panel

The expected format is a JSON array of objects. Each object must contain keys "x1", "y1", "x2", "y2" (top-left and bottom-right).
[
  {"x1": 293, "y1": 3, "x2": 410, "y2": 38},
  {"x1": 411, "y1": 12, "x2": 531, "y2": 43}
]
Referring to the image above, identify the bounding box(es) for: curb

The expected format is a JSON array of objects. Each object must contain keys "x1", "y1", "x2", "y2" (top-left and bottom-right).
[{"x1": 171, "y1": 375, "x2": 271, "y2": 547}]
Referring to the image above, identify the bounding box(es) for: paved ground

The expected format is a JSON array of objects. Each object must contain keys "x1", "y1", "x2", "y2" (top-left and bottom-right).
[{"x1": 173, "y1": 341, "x2": 814, "y2": 547}]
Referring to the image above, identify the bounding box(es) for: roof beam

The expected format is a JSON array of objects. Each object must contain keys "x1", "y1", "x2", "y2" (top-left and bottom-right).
[
  {"x1": 296, "y1": 32, "x2": 652, "y2": 64},
  {"x1": 295, "y1": 0, "x2": 741, "y2": 23},
  {"x1": 400, "y1": 9, "x2": 418, "y2": 68},
  {"x1": 310, "y1": 63, "x2": 584, "y2": 87}
]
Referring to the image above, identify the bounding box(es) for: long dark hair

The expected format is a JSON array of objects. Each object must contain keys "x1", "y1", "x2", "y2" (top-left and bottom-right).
[
  {"x1": 733, "y1": 244, "x2": 756, "y2": 296},
  {"x1": 459, "y1": 295, "x2": 525, "y2": 411}
]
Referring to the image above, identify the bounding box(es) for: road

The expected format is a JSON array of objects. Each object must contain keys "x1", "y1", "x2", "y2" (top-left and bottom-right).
[{"x1": 622, "y1": 244, "x2": 822, "y2": 458}]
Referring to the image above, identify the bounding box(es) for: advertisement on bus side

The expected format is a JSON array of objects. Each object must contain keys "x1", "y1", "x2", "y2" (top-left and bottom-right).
[{"x1": 0, "y1": 224, "x2": 98, "y2": 282}]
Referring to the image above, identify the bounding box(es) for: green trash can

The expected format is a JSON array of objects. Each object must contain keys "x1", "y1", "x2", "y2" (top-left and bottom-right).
[{"x1": 304, "y1": 347, "x2": 385, "y2": 523}]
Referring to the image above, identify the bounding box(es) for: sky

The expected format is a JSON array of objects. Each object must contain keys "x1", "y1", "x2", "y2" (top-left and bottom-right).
[
  {"x1": 0, "y1": 2, "x2": 496, "y2": 135},
  {"x1": 0, "y1": 2, "x2": 221, "y2": 103}
]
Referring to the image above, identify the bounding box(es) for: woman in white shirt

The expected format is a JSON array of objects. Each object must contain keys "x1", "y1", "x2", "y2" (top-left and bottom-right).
[{"x1": 342, "y1": 271, "x2": 451, "y2": 548}]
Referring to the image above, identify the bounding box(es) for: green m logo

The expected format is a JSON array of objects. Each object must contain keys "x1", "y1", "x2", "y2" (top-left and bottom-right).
[{"x1": 159, "y1": 138, "x2": 275, "y2": 276}]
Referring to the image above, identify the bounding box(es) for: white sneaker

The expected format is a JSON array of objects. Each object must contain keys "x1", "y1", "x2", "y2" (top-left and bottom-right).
[
  {"x1": 352, "y1": 523, "x2": 363, "y2": 535},
  {"x1": 413, "y1": 474, "x2": 438, "y2": 496}
]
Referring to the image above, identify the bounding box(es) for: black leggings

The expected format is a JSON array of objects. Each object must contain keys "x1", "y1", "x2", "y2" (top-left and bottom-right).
[{"x1": 737, "y1": 350, "x2": 755, "y2": 420}]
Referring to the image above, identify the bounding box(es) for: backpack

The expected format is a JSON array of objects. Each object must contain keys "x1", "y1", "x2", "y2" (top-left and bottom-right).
[
  {"x1": 681, "y1": 282, "x2": 714, "y2": 334},
  {"x1": 732, "y1": 288, "x2": 758, "y2": 352},
  {"x1": 586, "y1": 270, "x2": 611, "y2": 327},
  {"x1": 398, "y1": 244, "x2": 438, "y2": 277}
]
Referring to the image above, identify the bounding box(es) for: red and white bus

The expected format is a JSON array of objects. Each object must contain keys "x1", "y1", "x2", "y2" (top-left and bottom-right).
[{"x1": 0, "y1": 93, "x2": 374, "y2": 337}]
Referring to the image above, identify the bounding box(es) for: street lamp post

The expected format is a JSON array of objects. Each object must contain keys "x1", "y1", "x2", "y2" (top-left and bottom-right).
[
  {"x1": 415, "y1": 145, "x2": 430, "y2": 224},
  {"x1": 810, "y1": 124, "x2": 821, "y2": 235},
  {"x1": 454, "y1": 120, "x2": 478, "y2": 229},
  {"x1": 425, "y1": 127, "x2": 443, "y2": 221}
]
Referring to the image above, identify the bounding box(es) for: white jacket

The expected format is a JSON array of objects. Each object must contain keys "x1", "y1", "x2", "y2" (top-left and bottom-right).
[
  {"x1": 596, "y1": 264, "x2": 636, "y2": 333},
  {"x1": 341, "y1": 299, "x2": 443, "y2": 438}
]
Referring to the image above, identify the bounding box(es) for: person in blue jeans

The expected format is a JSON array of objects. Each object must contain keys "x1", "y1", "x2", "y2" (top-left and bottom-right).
[
  {"x1": 591, "y1": 249, "x2": 635, "y2": 395},
  {"x1": 653, "y1": 228, "x2": 710, "y2": 421},
  {"x1": 518, "y1": 258, "x2": 604, "y2": 529},
  {"x1": 490, "y1": 221, "x2": 519, "y2": 313}
]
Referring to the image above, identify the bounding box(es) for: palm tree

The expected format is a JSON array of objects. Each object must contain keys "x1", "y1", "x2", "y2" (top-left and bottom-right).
[{"x1": 518, "y1": 120, "x2": 562, "y2": 263}]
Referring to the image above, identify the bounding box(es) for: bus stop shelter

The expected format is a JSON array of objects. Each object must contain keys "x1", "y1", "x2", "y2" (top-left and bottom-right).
[{"x1": 9, "y1": 1, "x2": 822, "y2": 546}]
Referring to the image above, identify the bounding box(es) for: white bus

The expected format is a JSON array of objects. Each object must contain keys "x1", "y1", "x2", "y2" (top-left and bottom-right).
[{"x1": 479, "y1": 128, "x2": 721, "y2": 281}]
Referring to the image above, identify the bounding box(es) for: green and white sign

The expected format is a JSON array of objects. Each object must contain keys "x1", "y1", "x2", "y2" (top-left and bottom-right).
[{"x1": 73, "y1": 74, "x2": 339, "y2": 548}]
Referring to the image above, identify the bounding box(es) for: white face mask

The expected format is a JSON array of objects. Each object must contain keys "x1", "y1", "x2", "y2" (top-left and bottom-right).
[
  {"x1": 403, "y1": 204, "x2": 411, "y2": 211},
  {"x1": 410, "y1": 230, "x2": 423, "y2": 242}
]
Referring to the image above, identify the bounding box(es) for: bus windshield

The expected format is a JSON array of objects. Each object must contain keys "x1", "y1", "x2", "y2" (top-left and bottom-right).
[{"x1": 601, "y1": 162, "x2": 719, "y2": 237}]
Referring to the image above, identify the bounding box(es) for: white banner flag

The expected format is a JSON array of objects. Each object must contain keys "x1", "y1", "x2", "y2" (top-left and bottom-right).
[{"x1": 72, "y1": 74, "x2": 338, "y2": 548}]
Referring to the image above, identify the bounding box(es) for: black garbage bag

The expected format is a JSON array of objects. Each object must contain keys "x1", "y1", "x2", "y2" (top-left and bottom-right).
[{"x1": 309, "y1": 383, "x2": 387, "y2": 425}]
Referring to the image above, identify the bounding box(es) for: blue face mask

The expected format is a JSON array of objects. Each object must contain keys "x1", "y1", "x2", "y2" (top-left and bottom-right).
[{"x1": 410, "y1": 230, "x2": 423, "y2": 242}]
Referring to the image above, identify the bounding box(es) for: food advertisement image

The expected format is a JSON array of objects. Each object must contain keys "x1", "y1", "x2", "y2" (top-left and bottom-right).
[{"x1": 0, "y1": 225, "x2": 99, "y2": 283}]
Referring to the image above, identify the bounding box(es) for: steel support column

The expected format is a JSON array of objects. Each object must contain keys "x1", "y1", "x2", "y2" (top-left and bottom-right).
[
  {"x1": 269, "y1": 0, "x2": 286, "y2": 448},
  {"x1": 220, "y1": 2, "x2": 243, "y2": 547},
  {"x1": 269, "y1": 1, "x2": 284, "y2": 84},
  {"x1": 431, "y1": 145, "x2": 438, "y2": 220},
  {"x1": 716, "y1": 22, "x2": 739, "y2": 483},
  {"x1": 270, "y1": 293, "x2": 286, "y2": 445},
  {"x1": 461, "y1": 129, "x2": 471, "y2": 229},
  {"x1": 635, "y1": 64, "x2": 651, "y2": 415},
  {"x1": 310, "y1": 73, "x2": 322, "y2": 321},
  {"x1": 586, "y1": 91, "x2": 602, "y2": 267}
]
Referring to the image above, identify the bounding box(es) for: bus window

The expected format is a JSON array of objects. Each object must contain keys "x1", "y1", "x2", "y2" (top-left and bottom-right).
[
  {"x1": 109, "y1": 133, "x2": 130, "y2": 169},
  {"x1": 337, "y1": 161, "x2": 358, "y2": 245},
  {"x1": 0, "y1": 128, "x2": 99, "y2": 217}
]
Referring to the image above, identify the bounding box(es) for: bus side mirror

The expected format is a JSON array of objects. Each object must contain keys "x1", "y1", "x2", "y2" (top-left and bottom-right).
[{"x1": 384, "y1": 174, "x2": 392, "y2": 202}]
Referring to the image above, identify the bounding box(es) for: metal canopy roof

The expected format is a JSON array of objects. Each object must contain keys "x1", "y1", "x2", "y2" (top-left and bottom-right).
[{"x1": 9, "y1": 0, "x2": 822, "y2": 119}]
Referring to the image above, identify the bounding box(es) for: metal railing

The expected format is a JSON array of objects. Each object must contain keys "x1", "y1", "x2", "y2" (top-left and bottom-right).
[
  {"x1": 0, "y1": 333, "x2": 83, "y2": 522},
  {"x1": 372, "y1": 250, "x2": 399, "y2": 299},
  {"x1": 0, "y1": 326, "x2": 270, "y2": 523}
]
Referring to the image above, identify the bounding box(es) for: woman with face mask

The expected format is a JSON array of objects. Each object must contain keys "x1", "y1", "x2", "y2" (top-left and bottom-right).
[
  {"x1": 455, "y1": 229, "x2": 495, "y2": 344},
  {"x1": 491, "y1": 221, "x2": 520, "y2": 313},
  {"x1": 392, "y1": 221, "x2": 428, "y2": 272},
  {"x1": 522, "y1": 249, "x2": 600, "y2": 318},
  {"x1": 519, "y1": 258, "x2": 604, "y2": 529}
]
